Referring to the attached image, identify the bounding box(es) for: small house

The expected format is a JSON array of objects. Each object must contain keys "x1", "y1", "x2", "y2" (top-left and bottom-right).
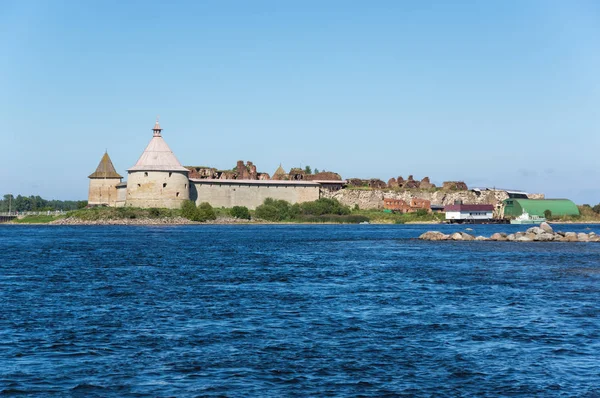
[{"x1": 444, "y1": 204, "x2": 494, "y2": 223}]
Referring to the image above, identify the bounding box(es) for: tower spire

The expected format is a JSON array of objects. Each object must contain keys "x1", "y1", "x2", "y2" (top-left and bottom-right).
[{"x1": 152, "y1": 116, "x2": 162, "y2": 137}]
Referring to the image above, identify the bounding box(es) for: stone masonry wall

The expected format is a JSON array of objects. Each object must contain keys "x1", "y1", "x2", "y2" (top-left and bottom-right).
[
  {"x1": 321, "y1": 189, "x2": 540, "y2": 210},
  {"x1": 126, "y1": 171, "x2": 190, "y2": 209},
  {"x1": 88, "y1": 178, "x2": 121, "y2": 207},
  {"x1": 192, "y1": 182, "x2": 320, "y2": 210}
]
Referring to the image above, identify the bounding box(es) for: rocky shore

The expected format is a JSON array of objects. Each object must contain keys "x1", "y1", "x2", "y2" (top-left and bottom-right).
[
  {"x1": 47, "y1": 216, "x2": 257, "y2": 226},
  {"x1": 419, "y1": 222, "x2": 600, "y2": 242}
]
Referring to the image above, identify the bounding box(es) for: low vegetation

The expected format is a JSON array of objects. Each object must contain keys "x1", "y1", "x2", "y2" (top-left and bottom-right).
[
  {"x1": 11, "y1": 215, "x2": 65, "y2": 224},
  {"x1": 254, "y1": 198, "x2": 368, "y2": 223},
  {"x1": 230, "y1": 206, "x2": 251, "y2": 220},
  {"x1": 180, "y1": 201, "x2": 217, "y2": 222},
  {"x1": 66, "y1": 207, "x2": 180, "y2": 221}
]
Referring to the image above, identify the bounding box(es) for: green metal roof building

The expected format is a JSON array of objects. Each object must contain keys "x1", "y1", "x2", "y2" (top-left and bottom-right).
[{"x1": 503, "y1": 199, "x2": 580, "y2": 218}]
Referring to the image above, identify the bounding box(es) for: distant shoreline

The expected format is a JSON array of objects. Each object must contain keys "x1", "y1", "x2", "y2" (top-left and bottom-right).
[{"x1": 4, "y1": 219, "x2": 600, "y2": 226}]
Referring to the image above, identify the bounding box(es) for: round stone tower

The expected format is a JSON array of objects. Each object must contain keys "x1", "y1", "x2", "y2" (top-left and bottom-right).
[
  {"x1": 88, "y1": 151, "x2": 123, "y2": 207},
  {"x1": 125, "y1": 119, "x2": 190, "y2": 208}
]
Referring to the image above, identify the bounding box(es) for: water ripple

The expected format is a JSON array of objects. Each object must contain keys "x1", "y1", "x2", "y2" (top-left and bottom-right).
[{"x1": 1, "y1": 224, "x2": 600, "y2": 396}]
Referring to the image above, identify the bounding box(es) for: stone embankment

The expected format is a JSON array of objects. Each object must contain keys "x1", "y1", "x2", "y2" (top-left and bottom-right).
[
  {"x1": 50, "y1": 217, "x2": 196, "y2": 225},
  {"x1": 419, "y1": 222, "x2": 599, "y2": 243},
  {"x1": 48, "y1": 216, "x2": 258, "y2": 225}
]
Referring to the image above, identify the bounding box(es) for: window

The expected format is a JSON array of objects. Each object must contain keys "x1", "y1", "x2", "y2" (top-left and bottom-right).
[
  {"x1": 169, "y1": 172, "x2": 172, "y2": 177},
  {"x1": 176, "y1": 192, "x2": 180, "y2": 197},
  {"x1": 137, "y1": 184, "x2": 141, "y2": 187},
  {"x1": 163, "y1": 183, "x2": 167, "y2": 188},
  {"x1": 144, "y1": 172, "x2": 148, "y2": 177}
]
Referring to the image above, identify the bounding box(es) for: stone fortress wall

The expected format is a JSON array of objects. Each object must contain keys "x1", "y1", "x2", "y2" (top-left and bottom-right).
[
  {"x1": 191, "y1": 180, "x2": 320, "y2": 210},
  {"x1": 88, "y1": 178, "x2": 121, "y2": 207},
  {"x1": 90, "y1": 121, "x2": 544, "y2": 211}
]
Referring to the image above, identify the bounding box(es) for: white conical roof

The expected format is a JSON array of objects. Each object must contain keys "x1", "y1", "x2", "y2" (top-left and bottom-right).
[{"x1": 128, "y1": 121, "x2": 189, "y2": 172}]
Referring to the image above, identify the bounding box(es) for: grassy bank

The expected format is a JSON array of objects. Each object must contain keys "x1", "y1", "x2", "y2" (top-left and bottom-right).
[
  {"x1": 64, "y1": 207, "x2": 181, "y2": 221},
  {"x1": 12, "y1": 215, "x2": 66, "y2": 224},
  {"x1": 8, "y1": 201, "x2": 447, "y2": 225}
]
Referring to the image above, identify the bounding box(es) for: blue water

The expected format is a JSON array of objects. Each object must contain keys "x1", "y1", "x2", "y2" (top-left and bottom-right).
[{"x1": 1, "y1": 224, "x2": 600, "y2": 397}]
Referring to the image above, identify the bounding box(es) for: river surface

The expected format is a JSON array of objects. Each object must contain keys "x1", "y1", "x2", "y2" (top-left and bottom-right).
[{"x1": 1, "y1": 224, "x2": 600, "y2": 397}]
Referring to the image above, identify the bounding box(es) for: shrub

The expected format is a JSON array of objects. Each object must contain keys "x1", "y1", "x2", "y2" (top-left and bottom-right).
[
  {"x1": 299, "y1": 198, "x2": 350, "y2": 216},
  {"x1": 194, "y1": 202, "x2": 217, "y2": 222},
  {"x1": 289, "y1": 203, "x2": 301, "y2": 219},
  {"x1": 181, "y1": 200, "x2": 197, "y2": 220},
  {"x1": 255, "y1": 204, "x2": 283, "y2": 221},
  {"x1": 544, "y1": 209, "x2": 552, "y2": 219},
  {"x1": 149, "y1": 208, "x2": 161, "y2": 218},
  {"x1": 593, "y1": 204, "x2": 600, "y2": 214},
  {"x1": 415, "y1": 209, "x2": 428, "y2": 216},
  {"x1": 230, "y1": 206, "x2": 251, "y2": 220},
  {"x1": 254, "y1": 198, "x2": 354, "y2": 222},
  {"x1": 255, "y1": 198, "x2": 291, "y2": 221},
  {"x1": 116, "y1": 207, "x2": 137, "y2": 219}
]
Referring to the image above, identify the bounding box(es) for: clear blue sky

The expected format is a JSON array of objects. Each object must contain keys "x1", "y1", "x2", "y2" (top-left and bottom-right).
[{"x1": 1, "y1": 1, "x2": 599, "y2": 203}]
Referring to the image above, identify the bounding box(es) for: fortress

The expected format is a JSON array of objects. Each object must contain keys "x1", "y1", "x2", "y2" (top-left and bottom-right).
[
  {"x1": 89, "y1": 120, "x2": 540, "y2": 212},
  {"x1": 88, "y1": 120, "x2": 342, "y2": 209}
]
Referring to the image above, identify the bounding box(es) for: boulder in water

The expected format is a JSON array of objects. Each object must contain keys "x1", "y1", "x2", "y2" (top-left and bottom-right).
[
  {"x1": 419, "y1": 231, "x2": 448, "y2": 241},
  {"x1": 516, "y1": 236, "x2": 533, "y2": 242},
  {"x1": 460, "y1": 232, "x2": 475, "y2": 241},
  {"x1": 540, "y1": 222, "x2": 553, "y2": 234},
  {"x1": 577, "y1": 233, "x2": 590, "y2": 242},
  {"x1": 450, "y1": 232, "x2": 464, "y2": 241},
  {"x1": 526, "y1": 226, "x2": 544, "y2": 235},
  {"x1": 490, "y1": 233, "x2": 506, "y2": 241}
]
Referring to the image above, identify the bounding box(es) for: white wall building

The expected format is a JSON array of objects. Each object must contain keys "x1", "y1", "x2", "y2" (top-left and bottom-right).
[{"x1": 445, "y1": 204, "x2": 494, "y2": 222}]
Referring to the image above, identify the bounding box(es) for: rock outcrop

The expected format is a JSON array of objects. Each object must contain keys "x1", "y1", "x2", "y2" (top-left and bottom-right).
[
  {"x1": 442, "y1": 181, "x2": 468, "y2": 191},
  {"x1": 321, "y1": 188, "x2": 509, "y2": 210},
  {"x1": 420, "y1": 177, "x2": 434, "y2": 189},
  {"x1": 419, "y1": 224, "x2": 600, "y2": 243}
]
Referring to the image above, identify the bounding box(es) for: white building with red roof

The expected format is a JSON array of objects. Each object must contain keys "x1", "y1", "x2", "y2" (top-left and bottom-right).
[{"x1": 444, "y1": 204, "x2": 494, "y2": 223}]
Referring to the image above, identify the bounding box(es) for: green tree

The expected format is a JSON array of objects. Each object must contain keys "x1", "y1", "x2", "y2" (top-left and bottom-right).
[
  {"x1": 230, "y1": 206, "x2": 251, "y2": 220},
  {"x1": 314, "y1": 168, "x2": 319, "y2": 174},
  {"x1": 181, "y1": 200, "x2": 197, "y2": 220},
  {"x1": 255, "y1": 198, "x2": 292, "y2": 221},
  {"x1": 195, "y1": 202, "x2": 217, "y2": 222},
  {"x1": 304, "y1": 165, "x2": 312, "y2": 175},
  {"x1": 299, "y1": 198, "x2": 350, "y2": 216},
  {"x1": 593, "y1": 204, "x2": 600, "y2": 214},
  {"x1": 544, "y1": 209, "x2": 553, "y2": 219},
  {"x1": 255, "y1": 204, "x2": 281, "y2": 221}
]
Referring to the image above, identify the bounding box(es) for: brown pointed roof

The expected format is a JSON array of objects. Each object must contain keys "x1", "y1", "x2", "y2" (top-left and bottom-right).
[
  {"x1": 274, "y1": 164, "x2": 286, "y2": 176},
  {"x1": 88, "y1": 152, "x2": 123, "y2": 179}
]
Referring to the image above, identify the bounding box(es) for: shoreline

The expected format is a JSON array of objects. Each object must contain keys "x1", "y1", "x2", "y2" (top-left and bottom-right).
[{"x1": 4, "y1": 219, "x2": 600, "y2": 226}]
